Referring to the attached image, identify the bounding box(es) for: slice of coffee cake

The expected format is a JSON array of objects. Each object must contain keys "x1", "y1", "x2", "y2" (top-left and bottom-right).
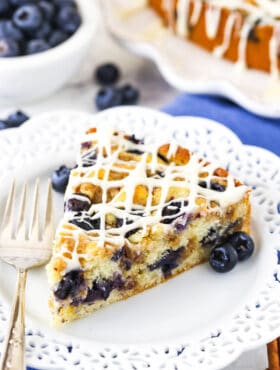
[{"x1": 46, "y1": 126, "x2": 251, "y2": 324}]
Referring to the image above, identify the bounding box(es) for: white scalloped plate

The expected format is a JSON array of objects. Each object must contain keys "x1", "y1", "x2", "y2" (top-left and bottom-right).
[
  {"x1": 0, "y1": 108, "x2": 280, "y2": 370},
  {"x1": 102, "y1": 0, "x2": 280, "y2": 118}
]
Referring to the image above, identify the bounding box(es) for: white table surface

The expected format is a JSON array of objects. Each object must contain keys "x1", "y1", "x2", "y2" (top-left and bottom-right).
[{"x1": 0, "y1": 15, "x2": 269, "y2": 370}]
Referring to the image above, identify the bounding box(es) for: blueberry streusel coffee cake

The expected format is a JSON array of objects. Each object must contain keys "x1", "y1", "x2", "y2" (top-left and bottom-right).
[
  {"x1": 149, "y1": 0, "x2": 280, "y2": 76},
  {"x1": 47, "y1": 126, "x2": 251, "y2": 324}
]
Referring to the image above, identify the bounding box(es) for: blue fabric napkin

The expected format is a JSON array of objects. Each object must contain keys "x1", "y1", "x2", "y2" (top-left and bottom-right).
[{"x1": 162, "y1": 94, "x2": 280, "y2": 157}]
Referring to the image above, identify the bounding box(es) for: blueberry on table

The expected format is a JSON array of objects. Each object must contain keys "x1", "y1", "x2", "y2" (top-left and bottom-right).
[
  {"x1": 209, "y1": 243, "x2": 238, "y2": 273},
  {"x1": 38, "y1": 1, "x2": 55, "y2": 21},
  {"x1": 26, "y1": 39, "x2": 50, "y2": 54},
  {"x1": 6, "y1": 110, "x2": 29, "y2": 127},
  {"x1": 0, "y1": 20, "x2": 24, "y2": 43},
  {"x1": 48, "y1": 30, "x2": 68, "y2": 47},
  {"x1": 13, "y1": 5, "x2": 43, "y2": 32},
  {"x1": 51, "y1": 165, "x2": 71, "y2": 193},
  {"x1": 120, "y1": 84, "x2": 140, "y2": 105},
  {"x1": 95, "y1": 87, "x2": 123, "y2": 111},
  {"x1": 95, "y1": 63, "x2": 120, "y2": 85},
  {"x1": 0, "y1": 0, "x2": 9, "y2": 17},
  {"x1": 0, "y1": 37, "x2": 20, "y2": 57},
  {"x1": 228, "y1": 232, "x2": 255, "y2": 261},
  {"x1": 56, "y1": 5, "x2": 81, "y2": 34}
]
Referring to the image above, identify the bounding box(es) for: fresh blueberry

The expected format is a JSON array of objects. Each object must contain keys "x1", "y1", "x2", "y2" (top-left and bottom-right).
[
  {"x1": 48, "y1": 30, "x2": 68, "y2": 47},
  {"x1": 0, "y1": 120, "x2": 8, "y2": 130},
  {"x1": 209, "y1": 243, "x2": 238, "y2": 273},
  {"x1": 70, "y1": 215, "x2": 101, "y2": 231},
  {"x1": 64, "y1": 194, "x2": 91, "y2": 212},
  {"x1": 51, "y1": 165, "x2": 71, "y2": 193},
  {"x1": 211, "y1": 182, "x2": 226, "y2": 192},
  {"x1": 6, "y1": 110, "x2": 29, "y2": 127},
  {"x1": 120, "y1": 84, "x2": 140, "y2": 105},
  {"x1": 228, "y1": 232, "x2": 255, "y2": 261},
  {"x1": 0, "y1": 21, "x2": 24, "y2": 43},
  {"x1": 9, "y1": 0, "x2": 33, "y2": 7},
  {"x1": 56, "y1": 5, "x2": 81, "y2": 34},
  {"x1": 0, "y1": 37, "x2": 20, "y2": 57},
  {"x1": 95, "y1": 63, "x2": 120, "y2": 85},
  {"x1": 26, "y1": 39, "x2": 50, "y2": 54},
  {"x1": 38, "y1": 0, "x2": 55, "y2": 21},
  {"x1": 0, "y1": 0, "x2": 9, "y2": 16},
  {"x1": 54, "y1": 270, "x2": 84, "y2": 300},
  {"x1": 95, "y1": 87, "x2": 123, "y2": 110},
  {"x1": 54, "y1": 0, "x2": 77, "y2": 9},
  {"x1": 33, "y1": 21, "x2": 51, "y2": 39},
  {"x1": 13, "y1": 5, "x2": 43, "y2": 32}
]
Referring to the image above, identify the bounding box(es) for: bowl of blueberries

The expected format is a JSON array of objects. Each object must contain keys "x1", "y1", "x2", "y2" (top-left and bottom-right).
[{"x1": 0, "y1": 0, "x2": 98, "y2": 102}]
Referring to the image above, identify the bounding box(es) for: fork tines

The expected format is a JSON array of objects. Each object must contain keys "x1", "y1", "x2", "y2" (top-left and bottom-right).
[{"x1": 1, "y1": 179, "x2": 53, "y2": 242}]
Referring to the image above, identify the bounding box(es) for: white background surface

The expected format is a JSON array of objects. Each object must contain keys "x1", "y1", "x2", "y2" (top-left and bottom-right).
[{"x1": 0, "y1": 10, "x2": 268, "y2": 370}]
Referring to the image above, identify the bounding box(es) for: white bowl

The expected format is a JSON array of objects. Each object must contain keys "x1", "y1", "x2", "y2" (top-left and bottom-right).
[{"x1": 0, "y1": 0, "x2": 98, "y2": 103}]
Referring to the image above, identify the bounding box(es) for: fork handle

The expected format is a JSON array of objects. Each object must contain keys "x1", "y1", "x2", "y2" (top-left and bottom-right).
[{"x1": 0, "y1": 269, "x2": 27, "y2": 370}]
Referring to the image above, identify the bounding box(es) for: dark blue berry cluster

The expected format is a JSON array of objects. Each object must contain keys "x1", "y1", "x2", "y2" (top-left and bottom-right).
[
  {"x1": 0, "y1": 0, "x2": 81, "y2": 57},
  {"x1": 95, "y1": 63, "x2": 140, "y2": 110},
  {"x1": 0, "y1": 109, "x2": 29, "y2": 129},
  {"x1": 209, "y1": 231, "x2": 255, "y2": 273}
]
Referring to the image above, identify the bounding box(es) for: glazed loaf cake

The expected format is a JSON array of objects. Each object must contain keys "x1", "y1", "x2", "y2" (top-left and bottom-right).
[
  {"x1": 46, "y1": 126, "x2": 251, "y2": 324},
  {"x1": 149, "y1": 0, "x2": 280, "y2": 76}
]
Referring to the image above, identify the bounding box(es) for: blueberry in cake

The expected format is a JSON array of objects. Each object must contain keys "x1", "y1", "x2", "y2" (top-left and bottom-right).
[
  {"x1": 149, "y1": 0, "x2": 280, "y2": 76},
  {"x1": 47, "y1": 126, "x2": 251, "y2": 324}
]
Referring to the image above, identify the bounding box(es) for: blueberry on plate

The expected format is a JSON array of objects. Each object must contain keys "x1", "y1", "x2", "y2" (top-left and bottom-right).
[
  {"x1": 51, "y1": 165, "x2": 71, "y2": 193},
  {"x1": 48, "y1": 30, "x2": 68, "y2": 47},
  {"x1": 0, "y1": 120, "x2": 8, "y2": 130},
  {"x1": 228, "y1": 232, "x2": 255, "y2": 261},
  {"x1": 209, "y1": 243, "x2": 238, "y2": 273},
  {"x1": 56, "y1": 5, "x2": 81, "y2": 34},
  {"x1": 95, "y1": 63, "x2": 120, "y2": 85},
  {"x1": 38, "y1": 1, "x2": 55, "y2": 21},
  {"x1": 95, "y1": 87, "x2": 123, "y2": 111},
  {"x1": 120, "y1": 84, "x2": 140, "y2": 105},
  {"x1": 0, "y1": 37, "x2": 20, "y2": 57},
  {"x1": 13, "y1": 5, "x2": 43, "y2": 32},
  {"x1": 0, "y1": 0, "x2": 9, "y2": 17},
  {"x1": 0, "y1": 21, "x2": 24, "y2": 43},
  {"x1": 26, "y1": 39, "x2": 50, "y2": 54},
  {"x1": 6, "y1": 110, "x2": 29, "y2": 127}
]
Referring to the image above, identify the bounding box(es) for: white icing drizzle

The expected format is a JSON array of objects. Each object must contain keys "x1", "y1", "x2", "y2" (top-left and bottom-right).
[
  {"x1": 190, "y1": 0, "x2": 203, "y2": 26},
  {"x1": 236, "y1": 16, "x2": 253, "y2": 72},
  {"x1": 176, "y1": 0, "x2": 191, "y2": 36},
  {"x1": 56, "y1": 127, "x2": 249, "y2": 272},
  {"x1": 172, "y1": 0, "x2": 280, "y2": 77},
  {"x1": 213, "y1": 12, "x2": 238, "y2": 57},
  {"x1": 205, "y1": 4, "x2": 222, "y2": 39},
  {"x1": 269, "y1": 24, "x2": 280, "y2": 79}
]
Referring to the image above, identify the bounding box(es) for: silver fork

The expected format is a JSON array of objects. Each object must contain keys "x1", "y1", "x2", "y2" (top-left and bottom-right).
[{"x1": 0, "y1": 180, "x2": 54, "y2": 370}]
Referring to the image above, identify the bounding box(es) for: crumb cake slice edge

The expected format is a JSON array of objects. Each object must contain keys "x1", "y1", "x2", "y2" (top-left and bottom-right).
[{"x1": 46, "y1": 126, "x2": 251, "y2": 325}]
